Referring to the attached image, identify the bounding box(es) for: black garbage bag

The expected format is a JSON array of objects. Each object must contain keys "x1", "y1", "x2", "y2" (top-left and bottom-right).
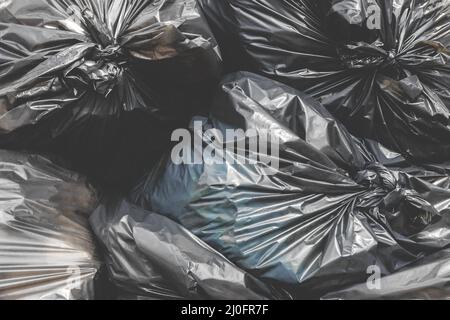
[
  {"x1": 198, "y1": 0, "x2": 450, "y2": 163},
  {"x1": 322, "y1": 248, "x2": 450, "y2": 300},
  {"x1": 0, "y1": 0, "x2": 221, "y2": 190},
  {"x1": 131, "y1": 72, "x2": 450, "y2": 299},
  {"x1": 0, "y1": 150, "x2": 100, "y2": 300},
  {"x1": 90, "y1": 199, "x2": 289, "y2": 300}
]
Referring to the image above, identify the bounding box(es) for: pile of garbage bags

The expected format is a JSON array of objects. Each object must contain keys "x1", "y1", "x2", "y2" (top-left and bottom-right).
[{"x1": 1, "y1": 0, "x2": 450, "y2": 300}]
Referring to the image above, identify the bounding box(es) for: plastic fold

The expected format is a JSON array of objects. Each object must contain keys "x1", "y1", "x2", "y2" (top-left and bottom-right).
[{"x1": 0, "y1": 150, "x2": 100, "y2": 300}]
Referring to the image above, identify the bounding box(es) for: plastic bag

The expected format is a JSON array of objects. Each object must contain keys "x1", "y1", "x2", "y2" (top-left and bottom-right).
[
  {"x1": 198, "y1": 0, "x2": 450, "y2": 163},
  {"x1": 322, "y1": 248, "x2": 450, "y2": 300},
  {"x1": 0, "y1": 0, "x2": 221, "y2": 189},
  {"x1": 0, "y1": 150, "x2": 100, "y2": 300},
  {"x1": 131, "y1": 72, "x2": 450, "y2": 298},
  {"x1": 90, "y1": 199, "x2": 289, "y2": 300}
]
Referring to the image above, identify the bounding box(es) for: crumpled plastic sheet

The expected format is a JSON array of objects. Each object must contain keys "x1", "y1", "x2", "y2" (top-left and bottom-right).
[
  {"x1": 198, "y1": 0, "x2": 450, "y2": 163},
  {"x1": 322, "y1": 248, "x2": 450, "y2": 300},
  {"x1": 131, "y1": 71, "x2": 450, "y2": 299},
  {"x1": 0, "y1": 150, "x2": 100, "y2": 300},
  {"x1": 0, "y1": 0, "x2": 221, "y2": 189},
  {"x1": 90, "y1": 199, "x2": 290, "y2": 300}
]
